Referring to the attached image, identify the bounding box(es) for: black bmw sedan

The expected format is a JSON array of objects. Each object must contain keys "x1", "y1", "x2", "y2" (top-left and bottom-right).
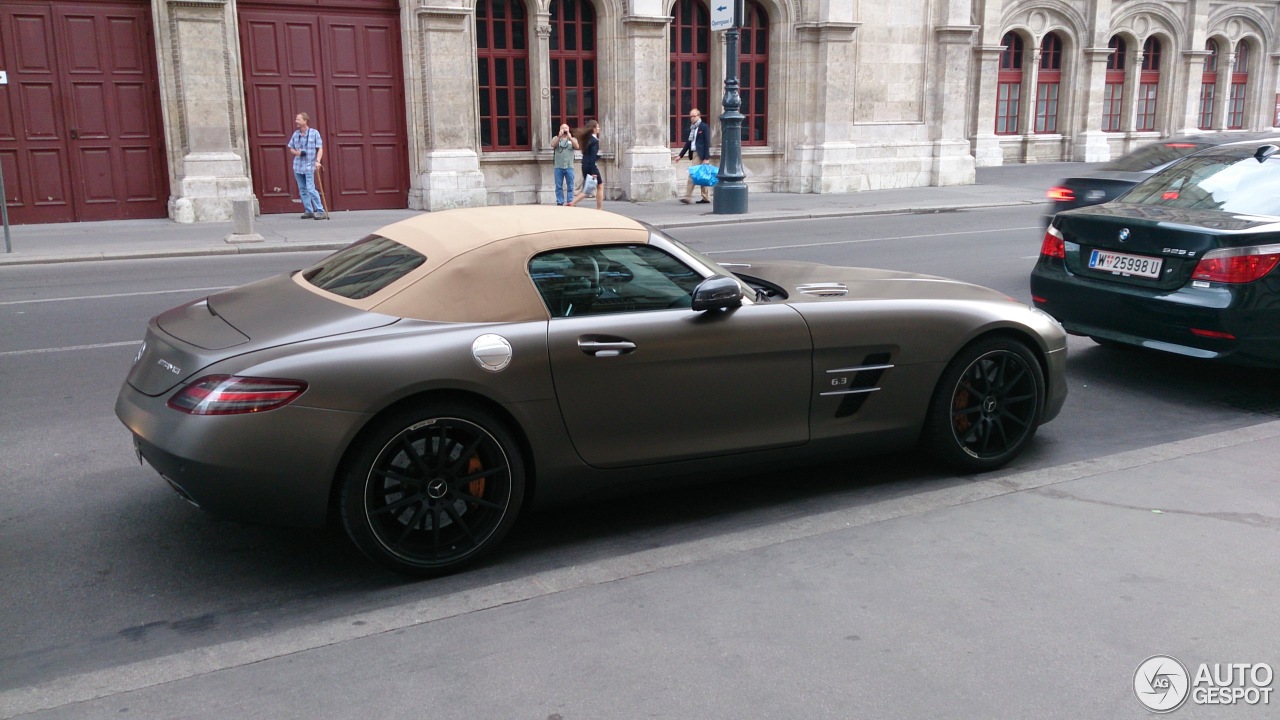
[{"x1": 1031, "y1": 137, "x2": 1280, "y2": 367}]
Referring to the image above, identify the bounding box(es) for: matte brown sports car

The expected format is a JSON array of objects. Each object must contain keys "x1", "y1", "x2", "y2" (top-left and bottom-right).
[{"x1": 116, "y1": 206, "x2": 1067, "y2": 576}]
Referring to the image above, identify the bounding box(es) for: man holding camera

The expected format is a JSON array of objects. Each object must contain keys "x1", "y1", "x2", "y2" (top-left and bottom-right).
[
  {"x1": 551, "y1": 123, "x2": 579, "y2": 206},
  {"x1": 288, "y1": 112, "x2": 327, "y2": 220}
]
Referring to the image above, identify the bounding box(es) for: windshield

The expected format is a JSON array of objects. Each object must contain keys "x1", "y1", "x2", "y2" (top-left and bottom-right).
[
  {"x1": 1118, "y1": 150, "x2": 1280, "y2": 216},
  {"x1": 647, "y1": 229, "x2": 758, "y2": 299}
]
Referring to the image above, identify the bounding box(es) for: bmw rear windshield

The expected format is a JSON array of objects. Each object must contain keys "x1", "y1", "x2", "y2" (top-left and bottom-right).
[
  {"x1": 1118, "y1": 147, "x2": 1280, "y2": 216},
  {"x1": 302, "y1": 235, "x2": 426, "y2": 299}
]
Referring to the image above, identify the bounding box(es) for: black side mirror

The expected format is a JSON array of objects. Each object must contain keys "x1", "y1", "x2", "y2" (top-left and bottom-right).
[
  {"x1": 1255, "y1": 145, "x2": 1278, "y2": 163},
  {"x1": 691, "y1": 275, "x2": 743, "y2": 312}
]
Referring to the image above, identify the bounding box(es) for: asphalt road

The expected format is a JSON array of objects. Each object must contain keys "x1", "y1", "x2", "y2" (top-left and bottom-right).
[{"x1": 2, "y1": 206, "x2": 1278, "y2": 718}]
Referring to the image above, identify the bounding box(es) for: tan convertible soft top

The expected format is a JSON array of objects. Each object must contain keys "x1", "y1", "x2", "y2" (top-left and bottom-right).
[{"x1": 293, "y1": 206, "x2": 651, "y2": 322}]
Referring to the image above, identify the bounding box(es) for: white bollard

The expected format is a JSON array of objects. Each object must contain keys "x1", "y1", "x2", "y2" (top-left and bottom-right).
[{"x1": 225, "y1": 199, "x2": 263, "y2": 244}]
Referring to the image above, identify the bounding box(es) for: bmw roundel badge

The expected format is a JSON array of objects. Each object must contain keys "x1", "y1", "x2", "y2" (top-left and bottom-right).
[{"x1": 1118, "y1": 227, "x2": 1130, "y2": 242}]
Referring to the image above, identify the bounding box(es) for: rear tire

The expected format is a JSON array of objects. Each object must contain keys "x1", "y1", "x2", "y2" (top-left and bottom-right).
[
  {"x1": 922, "y1": 337, "x2": 1044, "y2": 473},
  {"x1": 339, "y1": 401, "x2": 525, "y2": 577}
]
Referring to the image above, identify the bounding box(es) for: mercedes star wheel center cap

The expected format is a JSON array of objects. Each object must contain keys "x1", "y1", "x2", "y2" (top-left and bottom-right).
[{"x1": 427, "y1": 479, "x2": 449, "y2": 499}]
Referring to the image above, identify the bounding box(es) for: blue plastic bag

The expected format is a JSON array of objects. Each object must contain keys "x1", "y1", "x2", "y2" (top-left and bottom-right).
[{"x1": 689, "y1": 163, "x2": 720, "y2": 187}]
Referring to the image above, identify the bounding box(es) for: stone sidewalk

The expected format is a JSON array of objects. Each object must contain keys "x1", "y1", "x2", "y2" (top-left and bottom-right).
[{"x1": 0, "y1": 162, "x2": 1080, "y2": 266}]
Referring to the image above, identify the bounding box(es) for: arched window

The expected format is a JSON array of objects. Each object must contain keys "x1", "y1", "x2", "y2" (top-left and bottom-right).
[
  {"x1": 1136, "y1": 38, "x2": 1161, "y2": 131},
  {"x1": 995, "y1": 32, "x2": 1022, "y2": 135},
  {"x1": 670, "y1": 0, "x2": 711, "y2": 145},
  {"x1": 1034, "y1": 32, "x2": 1062, "y2": 133},
  {"x1": 1229, "y1": 43, "x2": 1249, "y2": 129},
  {"x1": 476, "y1": 0, "x2": 531, "y2": 150},
  {"x1": 738, "y1": 1, "x2": 769, "y2": 146},
  {"x1": 1200, "y1": 40, "x2": 1218, "y2": 129},
  {"x1": 1103, "y1": 37, "x2": 1126, "y2": 132},
  {"x1": 549, "y1": 0, "x2": 597, "y2": 135}
]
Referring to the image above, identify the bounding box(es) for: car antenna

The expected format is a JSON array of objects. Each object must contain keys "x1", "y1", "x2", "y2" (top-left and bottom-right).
[{"x1": 1254, "y1": 144, "x2": 1279, "y2": 162}]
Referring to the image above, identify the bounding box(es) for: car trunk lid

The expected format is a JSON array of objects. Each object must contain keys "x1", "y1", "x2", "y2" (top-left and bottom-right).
[
  {"x1": 1054, "y1": 204, "x2": 1280, "y2": 291},
  {"x1": 127, "y1": 273, "x2": 398, "y2": 396},
  {"x1": 1058, "y1": 172, "x2": 1145, "y2": 206}
]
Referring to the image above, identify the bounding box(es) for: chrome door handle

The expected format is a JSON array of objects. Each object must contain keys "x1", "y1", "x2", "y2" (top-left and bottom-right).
[{"x1": 578, "y1": 339, "x2": 636, "y2": 357}]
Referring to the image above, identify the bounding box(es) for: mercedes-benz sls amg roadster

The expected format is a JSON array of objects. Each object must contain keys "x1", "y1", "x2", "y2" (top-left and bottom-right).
[{"x1": 117, "y1": 206, "x2": 1067, "y2": 576}]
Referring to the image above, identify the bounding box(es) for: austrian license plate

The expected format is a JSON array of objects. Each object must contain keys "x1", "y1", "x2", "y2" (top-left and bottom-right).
[{"x1": 1088, "y1": 249, "x2": 1163, "y2": 278}]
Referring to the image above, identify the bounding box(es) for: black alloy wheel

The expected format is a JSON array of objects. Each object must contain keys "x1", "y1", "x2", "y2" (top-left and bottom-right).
[
  {"x1": 923, "y1": 337, "x2": 1044, "y2": 473},
  {"x1": 340, "y1": 402, "x2": 525, "y2": 577}
]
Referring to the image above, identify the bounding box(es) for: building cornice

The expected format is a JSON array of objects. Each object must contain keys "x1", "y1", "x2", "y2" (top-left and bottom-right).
[{"x1": 796, "y1": 21, "x2": 860, "y2": 42}]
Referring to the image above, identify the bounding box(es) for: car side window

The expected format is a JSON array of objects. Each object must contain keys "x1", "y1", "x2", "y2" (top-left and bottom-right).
[{"x1": 529, "y1": 245, "x2": 704, "y2": 318}]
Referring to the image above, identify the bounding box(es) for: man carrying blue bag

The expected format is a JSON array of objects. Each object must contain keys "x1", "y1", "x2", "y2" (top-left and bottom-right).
[{"x1": 677, "y1": 108, "x2": 713, "y2": 204}]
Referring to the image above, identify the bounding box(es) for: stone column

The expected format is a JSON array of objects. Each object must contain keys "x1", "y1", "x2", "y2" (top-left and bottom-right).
[
  {"x1": 1019, "y1": 45, "x2": 1041, "y2": 162},
  {"x1": 533, "y1": 13, "x2": 553, "y2": 204},
  {"x1": 970, "y1": 44, "x2": 1005, "y2": 166},
  {"x1": 1270, "y1": 53, "x2": 1280, "y2": 127},
  {"x1": 615, "y1": 10, "x2": 671, "y2": 202},
  {"x1": 1177, "y1": 50, "x2": 1211, "y2": 134},
  {"x1": 154, "y1": 0, "x2": 254, "y2": 223},
  {"x1": 931, "y1": 26, "x2": 978, "y2": 185},
  {"x1": 1073, "y1": 47, "x2": 1114, "y2": 161},
  {"x1": 788, "y1": 21, "x2": 860, "y2": 193},
  {"x1": 1121, "y1": 47, "x2": 1144, "y2": 151},
  {"x1": 1212, "y1": 51, "x2": 1234, "y2": 131},
  {"x1": 409, "y1": 4, "x2": 486, "y2": 211}
]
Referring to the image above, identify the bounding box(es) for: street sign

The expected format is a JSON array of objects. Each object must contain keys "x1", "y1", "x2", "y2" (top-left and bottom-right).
[{"x1": 710, "y1": 2, "x2": 735, "y2": 32}]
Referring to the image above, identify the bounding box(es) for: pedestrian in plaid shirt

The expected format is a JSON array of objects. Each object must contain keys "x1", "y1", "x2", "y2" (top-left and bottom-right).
[{"x1": 287, "y1": 112, "x2": 327, "y2": 220}]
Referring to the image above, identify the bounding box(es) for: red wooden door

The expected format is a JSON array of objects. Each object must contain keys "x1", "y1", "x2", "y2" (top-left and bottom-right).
[
  {"x1": 239, "y1": 3, "x2": 408, "y2": 214},
  {"x1": 0, "y1": 1, "x2": 168, "y2": 224}
]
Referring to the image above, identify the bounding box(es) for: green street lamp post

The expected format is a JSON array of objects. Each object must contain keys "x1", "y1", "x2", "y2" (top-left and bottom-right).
[{"x1": 713, "y1": 1, "x2": 747, "y2": 215}]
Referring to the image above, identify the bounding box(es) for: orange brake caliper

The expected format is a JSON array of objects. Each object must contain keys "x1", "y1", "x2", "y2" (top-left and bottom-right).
[
  {"x1": 953, "y1": 389, "x2": 972, "y2": 434},
  {"x1": 466, "y1": 456, "x2": 485, "y2": 501}
]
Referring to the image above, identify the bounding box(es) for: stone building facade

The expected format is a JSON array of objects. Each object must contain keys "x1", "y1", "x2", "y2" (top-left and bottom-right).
[{"x1": 1, "y1": 0, "x2": 1277, "y2": 224}]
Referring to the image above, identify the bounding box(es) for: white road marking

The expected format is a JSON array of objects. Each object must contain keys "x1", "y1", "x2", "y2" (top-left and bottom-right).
[
  {"x1": 703, "y1": 226, "x2": 1041, "y2": 255},
  {"x1": 0, "y1": 341, "x2": 140, "y2": 358},
  {"x1": 0, "y1": 287, "x2": 229, "y2": 306},
  {"x1": 6, "y1": 419, "x2": 1280, "y2": 718}
]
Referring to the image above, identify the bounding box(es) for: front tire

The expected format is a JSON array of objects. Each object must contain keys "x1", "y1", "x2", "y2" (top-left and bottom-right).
[
  {"x1": 339, "y1": 402, "x2": 525, "y2": 577},
  {"x1": 922, "y1": 337, "x2": 1044, "y2": 473}
]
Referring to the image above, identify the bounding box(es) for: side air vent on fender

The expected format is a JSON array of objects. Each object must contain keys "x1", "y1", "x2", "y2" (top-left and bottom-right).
[{"x1": 823, "y1": 352, "x2": 893, "y2": 418}]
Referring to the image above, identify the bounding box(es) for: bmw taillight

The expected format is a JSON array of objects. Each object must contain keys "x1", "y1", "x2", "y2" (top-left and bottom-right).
[
  {"x1": 1191, "y1": 245, "x2": 1280, "y2": 284},
  {"x1": 1039, "y1": 225, "x2": 1066, "y2": 259},
  {"x1": 168, "y1": 375, "x2": 308, "y2": 415},
  {"x1": 1047, "y1": 186, "x2": 1075, "y2": 202}
]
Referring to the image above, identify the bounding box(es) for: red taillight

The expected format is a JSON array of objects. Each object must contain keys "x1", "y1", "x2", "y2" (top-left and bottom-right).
[
  {"x1": 1039, "y1": 226, "x2": 1066, "y2": 259},
  {"x1": 1164, "y1": 143, "x2": 1199, "y2": 149},
  {"x1": 1047, "y1": 186, "x2": 1075, "y2": 202},
  {"x1": 1162, "y1": 191, "x2": 1180, "y2": 200},
  {"x1": 1191, "y1": 245, "x2": 1280, "y2": 283},
  {"x1": 1190, "y1": 328, "x2": 1237, "y2": 340},
  {"x1": 168, "y1": 375, "x2": 308, "y2": 415}
]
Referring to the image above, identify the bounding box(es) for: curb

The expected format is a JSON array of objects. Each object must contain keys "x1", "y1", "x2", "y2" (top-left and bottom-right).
[
  {"x1": 0, "y1": 199, "x2": 1045, "y2": 267},
  {"x1": 0, "y1": 242, "x2": 351, "y2": 267}
]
